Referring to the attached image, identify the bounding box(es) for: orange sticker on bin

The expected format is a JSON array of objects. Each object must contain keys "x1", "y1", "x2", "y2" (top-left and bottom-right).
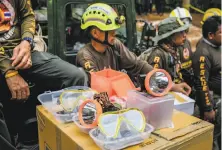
[{"x1": 91, "y1": 69, "x2": 138, "y2": 97}]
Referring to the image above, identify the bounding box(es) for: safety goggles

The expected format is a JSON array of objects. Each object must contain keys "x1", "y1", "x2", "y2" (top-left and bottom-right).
[
  {"x1": 59, "y1": 90, "x2": 96, "y2": 112},
  {"x1": 98, "y1": 108, "x2": 146, "y2": 138}
]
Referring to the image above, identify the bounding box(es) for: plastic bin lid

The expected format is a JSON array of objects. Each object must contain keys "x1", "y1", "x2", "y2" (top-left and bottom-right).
[{"x1": 130, "y1": 90, "x2": 175, "y2": 102}]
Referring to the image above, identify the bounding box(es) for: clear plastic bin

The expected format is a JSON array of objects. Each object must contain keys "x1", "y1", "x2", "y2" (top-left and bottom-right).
[
  {"x1": 127, "y1": 90, "x2": 175, "y2": 129},
  {"x1": 72, "y1": 115, "x2": 95, "y2": 134},
  {"x1": 38, "y1": 86, "x2": 95, "y2": 123},
  {"x1": 89, "y1": 123, "x2": 154, "y2": 150}
]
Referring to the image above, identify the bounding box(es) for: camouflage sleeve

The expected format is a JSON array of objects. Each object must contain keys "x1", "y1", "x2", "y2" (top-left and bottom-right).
[
  {"x1": 147, "y1": 50, "x2": 164, "y2": 69},
  {"x1": 0, "y1": 55, "x2": 13, "y2": 75},
  {"x1": 0, "y1": 0, "x2": 35, "y2": 75},
  {"x1": 192, "y1": 52, "x2": 213, "y2": 112},
  {"x1": 115, "y1": 39, "x2": 153, "y2": 76},
  {"x1": 19, "y1": 0, "x2": 35, "y2": 39}
]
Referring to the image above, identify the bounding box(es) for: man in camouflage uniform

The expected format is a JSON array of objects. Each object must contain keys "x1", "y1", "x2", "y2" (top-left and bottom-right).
[
  {"x1": 139, "y1": 17, "x2": 191, "y2": 96},
  {"x1": 0, "y1": 0, "x2": 85, "y2": 149},
  {"x1": 169, "y1": 7, "x2": 194, "y2": 93}
]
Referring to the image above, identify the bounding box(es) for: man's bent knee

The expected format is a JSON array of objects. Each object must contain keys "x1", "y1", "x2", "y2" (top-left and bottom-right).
[{"x1": 64, "y1": 68, "x2": 86, "y2": 87}]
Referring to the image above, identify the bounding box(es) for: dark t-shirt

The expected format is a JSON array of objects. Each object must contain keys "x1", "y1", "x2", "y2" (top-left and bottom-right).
[{"x1": 192, "y1": 38, "x2": 221, "y2": 112}]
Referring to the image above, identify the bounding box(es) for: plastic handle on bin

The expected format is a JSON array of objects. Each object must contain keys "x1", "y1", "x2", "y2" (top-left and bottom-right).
[{"x1": 78, "y1": 99, "x2": 102, "y2": 128}]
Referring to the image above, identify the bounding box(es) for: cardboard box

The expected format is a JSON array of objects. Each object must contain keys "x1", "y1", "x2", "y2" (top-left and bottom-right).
[{"x1": 37, "y1": 106, "x2": 214, "y2": 150}]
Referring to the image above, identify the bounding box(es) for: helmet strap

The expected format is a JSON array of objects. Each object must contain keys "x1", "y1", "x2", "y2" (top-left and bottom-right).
[{"x1": 90, "y1": 31, "x2": 113, "y2": 47}]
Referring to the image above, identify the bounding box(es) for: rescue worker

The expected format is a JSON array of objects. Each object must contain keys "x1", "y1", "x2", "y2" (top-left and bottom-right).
[
  {"x1": 169, "y1": 7, "x2": 195, "y2": 97},
  {"x1": 139, "y1": 17, "x2": 192, "y2": 95},
  {"x1": 192, "y1": 16, "x2": 221, "y2": 150},
  {"x1": 0, "y1": 0, "x2": 85, "y2": 149},
  {"x1": 76, "y1": 3, "x2": 191, "y2": 95}
]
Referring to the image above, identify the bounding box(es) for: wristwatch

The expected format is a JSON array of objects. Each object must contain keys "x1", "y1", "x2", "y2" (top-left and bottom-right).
[{"x1": 22, "y1": 37, "x2": 35, "y2": 50}]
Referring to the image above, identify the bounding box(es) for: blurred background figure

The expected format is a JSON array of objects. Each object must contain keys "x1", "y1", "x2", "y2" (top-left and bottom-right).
[
  {"x1": 143, "y1": 0, "x2": 153, "y2": 14},
  {"x1": 148, "y1": 0, "x2": 154, "y2": 14},
  {"x1": 135, "y1": 0, "x2": 144, "y2": 15},
  {"x1": 155, "y1": 0, "x2": 165, "y2": 16}
]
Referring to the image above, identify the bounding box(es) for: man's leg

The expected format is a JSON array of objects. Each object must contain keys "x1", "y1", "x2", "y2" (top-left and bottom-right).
[
  {"x1": 149, "y1": 3, "x2": 153, "y2": 13},
  {"x1": 14, "y1": 51, "x2": 85, "y2": 148},
  {"x1": 0, "y1": 73, "x2": 23, "y2": 145},
  {"x1": 199, "y1": 102, "x2": 221, "y2": 150},
  {"x1": 0, "y1": 102, "x2": 16, "y2": 150},
  {"x1": 213, "y1": 100, "x2": 221, "y2": 150},
  {"x1": 28, "y1": 51, "x2": 85, "y2": 90},
  {"x1": 155, "y1": 2, "x2": 160, "y2": 14},
  {"x1": 0, "y1": 71, "x2": 40, "y2": 149}
]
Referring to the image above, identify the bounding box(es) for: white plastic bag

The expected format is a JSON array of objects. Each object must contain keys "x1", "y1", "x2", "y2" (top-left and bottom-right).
[{"x1": 33, "y1": 24, "x2": 48, "y2": 52}]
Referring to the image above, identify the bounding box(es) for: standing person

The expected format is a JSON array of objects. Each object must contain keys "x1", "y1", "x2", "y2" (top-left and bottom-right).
[
  {"x1": 148, "y1": 0, "x2": 153, "y2": 14},
  {"x1": 159, "y1": 0, "x2": 165, "y2": 16},
  {"x1": 0, "y1": 0, "x2": 85, "y2": 149},
  {"x1": 192, "y1": 16, "x2": 221, "y2": 150},
  {"x1": 155, "y1": 0, "x2": 160, "y2": 15},
  {"x1": 135, "y1": 0, "x2": 143, "y2": 15},
  {"x1": 143, "y1": 0, "x2": 152, "y2": 14},
  {"x1": 76, "y1": 3, "x2": 191, "y2": 95},
  {"x1": 139, "y1": 17, "x2": 192, "y2": 96},
  {"x1": 143, "y1": 0, "x2": 149, "y2": 14}
]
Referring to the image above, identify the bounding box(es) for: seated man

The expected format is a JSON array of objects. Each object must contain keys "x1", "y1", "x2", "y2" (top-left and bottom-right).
[
  {"x1": 0, "y1": 0, "x2": 85, "y2": 149},
  {"x1": 139, "y1": 17, "x2": 192, "y2": 96},
  {"x1": 192, "y1": 16, "x2": 221, "y2": 150},
  {"x1": 169, "y1": 7, "x2": 194, "y2": 90},
  {"x1": 76, "y1": 3, "x2": 191, "y2": 95}
]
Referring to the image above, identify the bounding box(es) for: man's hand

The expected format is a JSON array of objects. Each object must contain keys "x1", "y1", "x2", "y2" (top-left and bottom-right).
[
  {"x1": 171, "y1": 82, "x2": 191, "y2": 96},
  {"x1": 6, "y1": 72, "x2": 30, "y2": 100},
  {"x1": 11, "y1": 40, "x2": 32, "y2": 70},
  {"x1": 204, "y1": 110, "x2": 216, "y2": 122}
]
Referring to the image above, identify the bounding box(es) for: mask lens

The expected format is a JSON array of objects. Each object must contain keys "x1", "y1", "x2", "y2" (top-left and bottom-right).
[
  {"x1": 60, "y1": 91, "x2": 84, "y2": 112},
  {"x1": 98, "y1": 109, "x2": 146, "y2": 138},
  {"x1": 99, "y1": 114, "x2": 119, "y2": 137},
  {"x1": 122, "y1": 109, "x2": 145, "y2": 132}
]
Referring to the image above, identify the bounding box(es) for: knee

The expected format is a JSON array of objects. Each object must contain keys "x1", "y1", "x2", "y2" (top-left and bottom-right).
[
  {"x1": 65, "y1": 67, "x2": 87, "y2": 86},
  {"x1": 75, "y1": 69, "x2": 87, "y2": 85}
]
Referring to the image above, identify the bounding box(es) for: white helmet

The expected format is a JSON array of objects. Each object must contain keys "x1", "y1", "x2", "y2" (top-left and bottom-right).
[{"x1": 170, "y1": 7, "x2": 192, "y2": 24}]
